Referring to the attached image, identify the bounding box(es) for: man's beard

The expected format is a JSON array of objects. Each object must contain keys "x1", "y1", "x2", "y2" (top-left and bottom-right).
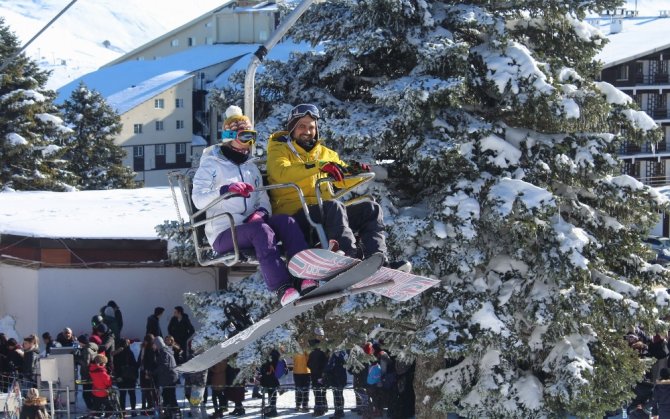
[{"x1": 295, "y1": 136, "x2": 317, "y2": 151}]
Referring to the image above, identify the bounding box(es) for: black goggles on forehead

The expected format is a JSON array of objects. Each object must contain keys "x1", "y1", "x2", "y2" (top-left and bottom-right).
[{"x1": 288, "y1": 104, "x2": 320, "y2": 121}]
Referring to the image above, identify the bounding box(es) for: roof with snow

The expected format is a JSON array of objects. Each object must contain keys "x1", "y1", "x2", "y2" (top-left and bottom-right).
[
  {"x1": 0, "y1": 188, "x2": 184, "y2": 240},
  {"x1": 593, "y1": 15, "x2": 670, "y2": 68},
  {"x1": 56, "y1": 44, "x2": 258, "y2": 113},
  {"x1": 102, "y1": 0, "x2": 278, "y2": 68}
]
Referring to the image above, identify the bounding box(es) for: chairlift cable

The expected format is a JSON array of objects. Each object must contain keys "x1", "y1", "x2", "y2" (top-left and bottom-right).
[{"x1": 0, "y1": 0, "x2": 79, "y2": 73}]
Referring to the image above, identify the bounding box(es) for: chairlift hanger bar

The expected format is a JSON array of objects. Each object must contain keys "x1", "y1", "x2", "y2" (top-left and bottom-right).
[
  {"x1": 244, "y1": 0, "x2": 319, "y2": 124},
  {"x1": 0, "y1": 0, "x2": 79, "y2": 73}
]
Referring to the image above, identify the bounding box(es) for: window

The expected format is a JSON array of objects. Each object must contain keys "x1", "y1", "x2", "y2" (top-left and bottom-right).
[
  {"x1": 176, "y1": 143, "x2": 187, "y2": 166},
  {"x1": 154, "y1": 99, "x2": 164, "y2": 109},
  {"x1": 155, "y1": 144, "x2": 166, "y2": 169},
  {"x1": 133, "y1": 124, "x2": 143, "y2": 134},
  {"x1": 175, "y1": 98, "x2": 184, "y2": 108},
  {"x1": 188, "y1": 37, "x2": 196, "y2": 46},
  {"x1": 618, "y1": 65, "x2": 629, "y2": 81},
  {"x1": 171, "y1": 39, "x2": 179, "y2": 47},
  {"x1": 176, "y1": 120, "x2": 185, "y2": 129},
  {"x1": 133, "y1": 146, "x2": 145, "y2": 171},
  {"x1": 155, "y1": 121, "x2": 164, "y2": 131}
]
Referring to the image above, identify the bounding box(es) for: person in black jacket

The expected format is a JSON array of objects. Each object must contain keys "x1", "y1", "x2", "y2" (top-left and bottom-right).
[
  {"x1": 146, "y1": 307, "x2": 165, "y2": 338},
  {"x1": 259, "y1": 350, "x2": 281, "y2": 417},
  {"x1": 100, "y1": 300, "x2": 124, "y2": 340},
  {"x1": 0, "y1": 333, "x2": 8, "y2": 391},
  {"x1": 138, "y1": 334, "x2": 157, "y2": 416},
  {"x1": 93, "y1": 324, "x2": 115, "y2": 372},
  {"x1": 3, "y1": 338, "x2": 23, "y2": 392},
  {"x1": 113, "y1": 338, "x2": 139, "y2": 416},
  {"x1": 21, "y1": 335, "x2": 40, "y2": 389},
  {"x1": 307, "y1": 339, "x2": 328, "y2": 417},
  {"x1": 224, "y1": 363, "x2": 245, "y2": 416},
  {"x1": 40, "y1": 332, "x2": 57, "y2": 356},
  {"x1": 74, "y1": 334, "x2": 99, "y2": 411},
  {"x1": 153, "y1": 337, "x2": 179, "y2": 416},
  {"x1": 56, "y1": 327, "x2": 77, "y2": 347},
  {"x1": 325, "y1": 350, "x2": 347, "y2": 418},
  {"x1": 167, "y1": 306, "x2": 195, "y2": 360}
]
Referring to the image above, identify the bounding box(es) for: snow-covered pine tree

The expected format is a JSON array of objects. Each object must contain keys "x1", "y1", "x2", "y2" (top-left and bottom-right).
[
  {"x1": 0, "y1": 18, "x2": 76, "y2": 191},
  {"x1": 187, "y1": 0, "x2": 670, "y2": 416},
  {"x1": 60, "y1": 82, "x2": 135, "y2": 190}
]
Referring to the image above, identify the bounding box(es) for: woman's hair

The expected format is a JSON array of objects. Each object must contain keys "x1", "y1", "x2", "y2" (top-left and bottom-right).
[
  {"x1": 23, "y1": 334, "x2": 38, "y2": 347},
  {"x1": 93, "y1": 354, "x2": 108, "y2": 365},
  {"x1": 143, "y1": 334, "x2": 154, "y2": 345}
]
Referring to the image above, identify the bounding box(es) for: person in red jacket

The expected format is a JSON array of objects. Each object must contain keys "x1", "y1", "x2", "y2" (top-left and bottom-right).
[{"x1": 89, "y1": 354, "x2": 113, "y2": 416}]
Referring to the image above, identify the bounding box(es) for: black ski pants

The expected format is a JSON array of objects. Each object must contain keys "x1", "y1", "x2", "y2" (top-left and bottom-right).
[{"x1": 293, "y1": 199, "x2": 387, "y2": 259}]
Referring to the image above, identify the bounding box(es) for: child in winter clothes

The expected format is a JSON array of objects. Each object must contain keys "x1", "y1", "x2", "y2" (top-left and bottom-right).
[
  {"x1": 19, "y1": 388, "x2": 49, "y2": 419},
  {"x1": 89, "y1": 354, "x2": 113, "y2": 416},
  {"x1": 192, "y1": 105, "x2": 314, "y2": 306}
]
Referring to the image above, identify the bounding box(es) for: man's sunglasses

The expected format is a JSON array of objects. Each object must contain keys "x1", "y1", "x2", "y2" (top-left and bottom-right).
[
  {"x1": 221, "y1": 129, "x2": 257, "y2": 144},
  {"x1": 288, "y1": 103, "x2": 320, "y2": 121}
]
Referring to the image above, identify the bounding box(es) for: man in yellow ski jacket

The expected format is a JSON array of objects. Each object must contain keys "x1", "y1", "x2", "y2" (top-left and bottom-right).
[{"x1": 266, "y1": 103, "x2": 410, "y2": 272}]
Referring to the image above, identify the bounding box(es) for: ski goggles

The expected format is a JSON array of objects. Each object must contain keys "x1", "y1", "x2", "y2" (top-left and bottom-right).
[
  {"x1": 221, "y1": 129, "x2": 257, "y2": 144},
  {"x1": 288, "y1": 103, "x2": 320, "y2": 121}
]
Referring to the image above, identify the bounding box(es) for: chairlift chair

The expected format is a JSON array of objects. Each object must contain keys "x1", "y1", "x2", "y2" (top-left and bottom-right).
[{"x1": 168, "y1": 169, "x2": 376, "y2": 268}]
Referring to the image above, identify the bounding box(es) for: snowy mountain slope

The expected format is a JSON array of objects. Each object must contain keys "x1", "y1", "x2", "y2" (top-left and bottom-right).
[{"x1": 0, "y1": 0, "x2": 226, "y2": 90}]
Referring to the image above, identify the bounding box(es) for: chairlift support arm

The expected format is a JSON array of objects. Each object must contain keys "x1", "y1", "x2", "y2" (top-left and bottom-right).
[{"x1": 244, "y1": 0, "x2": 319, "y2": 124}]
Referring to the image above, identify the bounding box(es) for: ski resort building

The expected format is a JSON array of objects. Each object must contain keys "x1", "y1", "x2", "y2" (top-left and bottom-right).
[
  {"x1": 595, "y1": 9, "x2": 670, "y2": 186},
  {"x1": 56, "y1": 0, "x2": 281, "y2": 187}
]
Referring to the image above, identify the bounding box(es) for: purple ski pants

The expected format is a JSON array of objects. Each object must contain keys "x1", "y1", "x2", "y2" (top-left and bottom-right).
[{"x1": 212, "y1": 214, "x2": 308, "y2": 291}]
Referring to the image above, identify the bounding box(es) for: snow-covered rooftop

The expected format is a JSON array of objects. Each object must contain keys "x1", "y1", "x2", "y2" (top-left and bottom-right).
[
  {"x1": 55, "y1": 40, "x2": 319, "y2": 114},
  {"x1": 594, "y1": 15, "x2": 670, "y2": 68},
  {"x1": 0, "y1": 188, "x2": 184, "y2": 240},
  {"x1": 56, "y1": 44, "x2": 257, "y2": 113}
]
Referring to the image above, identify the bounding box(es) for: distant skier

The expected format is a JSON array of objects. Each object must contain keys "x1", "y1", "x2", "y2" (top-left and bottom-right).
[{"x1": 191, "y1": 105, "x2": 316, "y2": 306}]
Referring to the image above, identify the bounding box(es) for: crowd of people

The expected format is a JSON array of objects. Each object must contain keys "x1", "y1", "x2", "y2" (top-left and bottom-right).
[
  {"x1": 621, "y1": 327, "x2": 670, "y2": 418},
  {"x1": 0, "y1": 297, "x2": 416, "y2": 418},
  {"x1": 0, "y1": 301, "x2": 196, "y2": 418},
  {"x1": 183, "y1": 332, "x2": 415, "y2": 419}
]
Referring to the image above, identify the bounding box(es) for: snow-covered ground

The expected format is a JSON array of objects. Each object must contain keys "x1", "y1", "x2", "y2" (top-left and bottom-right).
[{"x1": 63, "y1": 384, "x2": 362, "y2": 419}]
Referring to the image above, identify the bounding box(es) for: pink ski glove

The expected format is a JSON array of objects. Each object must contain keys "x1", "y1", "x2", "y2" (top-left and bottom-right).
[{"x1": 220, "y1": 182, "x2": 254, "y2": 198}]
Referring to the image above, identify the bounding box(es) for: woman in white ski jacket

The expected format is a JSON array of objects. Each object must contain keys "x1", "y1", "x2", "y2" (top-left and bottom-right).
[{"x1": 191, "y1": 106, "x2": 316, "y2": 306}]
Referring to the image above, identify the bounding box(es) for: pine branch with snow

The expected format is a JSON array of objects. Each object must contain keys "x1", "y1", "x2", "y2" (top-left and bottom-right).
[{"x1": 193, "y1": 0, "x2": 670, "y2": 416}]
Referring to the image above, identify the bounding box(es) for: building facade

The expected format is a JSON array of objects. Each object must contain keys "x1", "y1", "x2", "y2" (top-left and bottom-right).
[
  {"x1": 59, "y1": 1, "x2": 280, "y2": 187},
  {"x1": 596, "y1": 10, "x2": 670, "y2": 186},
  {"x1": 104, "y1": 1, "x2": 278, "y2": 66},
  {"x1": 600, "y1": 48, "x2": 670, "y2": 186}
]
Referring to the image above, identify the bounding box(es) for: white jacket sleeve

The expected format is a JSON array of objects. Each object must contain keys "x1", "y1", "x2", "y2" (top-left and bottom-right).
[{"x1": 191, "y1": 157, "x2": 222, "y2": 210}]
